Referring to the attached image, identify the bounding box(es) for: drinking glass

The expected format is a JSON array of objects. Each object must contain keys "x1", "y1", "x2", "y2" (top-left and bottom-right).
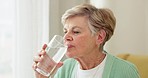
[{"x1": 35, "y1": 35, "x2": 67, "y2": 77}]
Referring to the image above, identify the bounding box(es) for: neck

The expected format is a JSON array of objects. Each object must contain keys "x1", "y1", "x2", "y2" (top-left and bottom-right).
[{"x1": 75, "y1": 51, "x2": 106, "y2": 70}]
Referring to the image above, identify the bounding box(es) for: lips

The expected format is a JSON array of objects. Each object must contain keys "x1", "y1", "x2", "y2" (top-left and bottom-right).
[{"x1": 67, "y1": 44, "x2": 74, "y2": 48}]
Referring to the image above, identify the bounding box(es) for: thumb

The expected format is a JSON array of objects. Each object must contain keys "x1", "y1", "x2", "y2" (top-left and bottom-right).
[
  {"x1": 57, "y1": 62, "x2": 63, "y2": 68},
  {"x1": 50, "y1": 62, "x2": 63, "y2": 76}
]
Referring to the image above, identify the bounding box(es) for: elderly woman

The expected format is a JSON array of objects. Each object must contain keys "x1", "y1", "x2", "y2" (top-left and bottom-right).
[{"x1": 33, "y1": 4, "x2": 140, "y2": 78}]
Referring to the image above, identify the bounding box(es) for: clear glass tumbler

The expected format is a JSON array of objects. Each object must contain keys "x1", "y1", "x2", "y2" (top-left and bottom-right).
[{"x1": 35, "y1": 35, "x2": 67, "y2": 77}]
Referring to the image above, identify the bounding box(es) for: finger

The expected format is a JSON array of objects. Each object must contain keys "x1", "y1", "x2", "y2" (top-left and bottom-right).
[
  {"x1": 33, "y1": 56, "x2": 41, "y2": 62},
  {"x1": 57, "y1": 62, "x2": 63, "y2": 68},
  {"x1": 42, "y1": 44, "x2": 47, "y2": 50},
  {"x1": 32, "y1": 62, "x2": 37, "y2": 70},
  {"x1": 38, "y1": 50, "x2": 46, "y2": 56}
]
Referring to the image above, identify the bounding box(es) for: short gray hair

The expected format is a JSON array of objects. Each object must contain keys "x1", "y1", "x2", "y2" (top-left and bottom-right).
[{"x1": 62, "y1": 3, "x2": 116, "y2": 48}]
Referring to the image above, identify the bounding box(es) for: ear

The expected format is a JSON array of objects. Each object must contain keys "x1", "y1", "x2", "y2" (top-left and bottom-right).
[{"x1": 96, "y1": 29, "x2": 106, "y2": 45}]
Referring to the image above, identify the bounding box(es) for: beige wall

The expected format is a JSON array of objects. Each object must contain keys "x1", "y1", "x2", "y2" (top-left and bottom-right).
[
  {"x1": 146, "y1": 0, "x2": 148, "y2": 55},
  {"x1": 49, "y1": 0, "x2": 87, "y2": 39},
  {"x1": 91, "y1": 0, "x2": 148, "y2": 55}
]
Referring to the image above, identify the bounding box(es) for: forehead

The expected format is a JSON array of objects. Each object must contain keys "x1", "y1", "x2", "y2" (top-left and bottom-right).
[{"x1": 63, "y1": 16, "x2": 89, "y2": 30}]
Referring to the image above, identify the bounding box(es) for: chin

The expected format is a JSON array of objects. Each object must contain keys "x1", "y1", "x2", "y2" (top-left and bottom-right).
[{"x1": 65, "y1": 52, "x2": 75, "y2": 58}]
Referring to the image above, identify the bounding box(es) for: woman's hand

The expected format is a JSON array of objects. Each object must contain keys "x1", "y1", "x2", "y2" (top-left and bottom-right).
[{"x1": 32, "y1": 44, "x2": 63, "y2": 78}]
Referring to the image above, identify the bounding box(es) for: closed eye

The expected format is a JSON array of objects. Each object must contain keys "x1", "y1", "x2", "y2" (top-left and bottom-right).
[{"x1": 73, "y1": 31, "x2": 80, "y2": 34}]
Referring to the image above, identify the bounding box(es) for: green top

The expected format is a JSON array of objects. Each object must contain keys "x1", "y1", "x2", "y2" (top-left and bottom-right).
[{"x1": 54, "y1": 53, "x2": 140, "y2": 78}]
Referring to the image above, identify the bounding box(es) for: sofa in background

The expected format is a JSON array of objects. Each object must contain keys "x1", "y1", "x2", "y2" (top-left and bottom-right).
[{"x1": 117, "y1": 53, "x2": 148, "y2": 78}]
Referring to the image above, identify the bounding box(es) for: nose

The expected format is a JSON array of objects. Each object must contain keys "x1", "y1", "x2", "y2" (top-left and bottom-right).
[{"x1": 63, "y1": 33, "x2": 73, "y2": 42}]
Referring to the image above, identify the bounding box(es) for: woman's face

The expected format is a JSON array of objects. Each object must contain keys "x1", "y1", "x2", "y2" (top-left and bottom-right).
[{"x1": 63, "y1": 16, "x2": 99, "y2": 58}]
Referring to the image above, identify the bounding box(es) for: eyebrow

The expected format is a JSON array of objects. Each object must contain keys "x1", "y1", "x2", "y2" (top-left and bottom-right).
[{"x1": 63, "y1": 26, "x2": 82, "y2": 31}]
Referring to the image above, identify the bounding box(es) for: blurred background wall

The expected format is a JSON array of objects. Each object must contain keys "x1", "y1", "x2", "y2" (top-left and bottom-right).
[{"x1": 90, "y1": 0, "x2": 148, "y2": 55}]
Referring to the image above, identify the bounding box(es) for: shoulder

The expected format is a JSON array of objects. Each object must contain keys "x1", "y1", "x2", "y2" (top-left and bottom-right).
[
  {"x1": 104, "y1": 53, "x2": 140, "y2": 78},
  {"x1": 108, "y1": 53, "x2": 138, "y2": 70}
]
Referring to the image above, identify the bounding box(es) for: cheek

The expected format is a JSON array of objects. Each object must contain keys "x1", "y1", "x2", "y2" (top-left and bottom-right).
[
  {"x1": 75, "y1": 36, "x2": 94, "y2": 51},
  {"x1": 75, "y1": 37, "x2": 86, "y2": 46},
  {"x1": 77, "y1": 36, "x2": 97, "y2": 50}
]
